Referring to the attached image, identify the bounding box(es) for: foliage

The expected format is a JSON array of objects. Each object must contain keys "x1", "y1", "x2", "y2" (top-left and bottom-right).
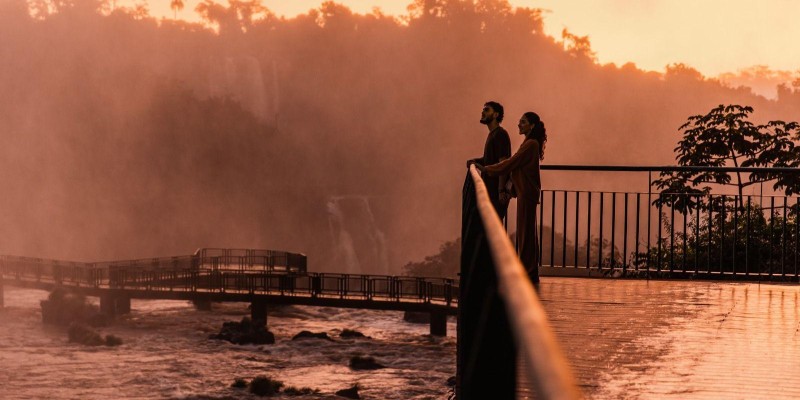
[
  {"x1": 634, "y1": 199, "x2": 799, "y2": 276},
  {"x1": 404, "y1": 227, "x2": 623, "y2": 278},
  {"x1": 170, "y1": 0, "x2": 184, "y2": 18},
  {"x1": 403, "y1": 239, "x2": 460, "y2": 278},
  {"x1": 561, "y1": 28, "x2": 595, "y2": 60},
  {"x1": 654, "y1": 105, "x2": 800, "y2": 212}
]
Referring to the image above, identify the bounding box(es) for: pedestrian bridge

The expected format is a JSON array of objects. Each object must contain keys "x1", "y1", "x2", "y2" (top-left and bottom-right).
[{"x1": 0, "y1": 248, "x2": 457, "y2": 336}]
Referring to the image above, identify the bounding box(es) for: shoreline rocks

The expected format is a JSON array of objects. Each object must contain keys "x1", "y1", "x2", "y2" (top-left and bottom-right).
[
  {"x1": 291, "y1": 330, "x2": 333, "y2": 341},
  {"x1": 340, "y1": 329, "x2": 367, "y2": 339},
  {"x1": 40, "y1": 288, "x2": 107, "y2": 327},
  {"x1": 349, "y1": 356, "x2": 385, "y2": 370},
  {"x1": 335, "y1": 384, "x2": 361, "y2": 399},
  {"x1": 210, "y1": 317, "x2": 275, "y2": 345},
  {"x1": 67, "y1": 323, "x2": 123, "y2": 347}
]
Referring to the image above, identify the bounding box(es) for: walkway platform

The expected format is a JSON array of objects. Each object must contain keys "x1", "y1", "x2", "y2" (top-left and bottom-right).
[{"x1": 518, "y1": 277, "x2": 800, "y2": 399}]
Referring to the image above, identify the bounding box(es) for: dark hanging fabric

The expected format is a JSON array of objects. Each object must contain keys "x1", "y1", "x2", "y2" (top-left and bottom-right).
[{"x1": 457, "y1": 170, "x2": 516, "y2": 399}]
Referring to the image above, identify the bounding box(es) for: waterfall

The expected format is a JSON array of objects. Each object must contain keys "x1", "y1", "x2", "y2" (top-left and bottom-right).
[
  {"x1": 326, "y1": 198, "x2": 362, "y2": 274},
  {"x1": 326, "y1": 196, "x2": 390, "y2": 275},
  {"x1": 207, "y1": 56, "x2": 270, "y2": 122}
]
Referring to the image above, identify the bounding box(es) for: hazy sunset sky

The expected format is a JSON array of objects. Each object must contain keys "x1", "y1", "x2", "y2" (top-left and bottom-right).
[{"x1": 142, "y1": 0, "x2": 800, "y2": 78}]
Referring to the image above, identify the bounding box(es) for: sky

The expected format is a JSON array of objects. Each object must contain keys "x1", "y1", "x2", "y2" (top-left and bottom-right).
[{"x1": 142, "y1": 0, "x2": 800, "y2": 79}]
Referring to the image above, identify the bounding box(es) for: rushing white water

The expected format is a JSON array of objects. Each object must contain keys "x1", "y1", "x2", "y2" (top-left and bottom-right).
[
  {"x1": 326, "y1": 196, "x2": 390, "y2": 275},
  {"x1": 208, "y1": 56, "x2": 270, "y2": 122},
  {"x1": 0, "y1": 287, "x2": 455, "y2": 399}
]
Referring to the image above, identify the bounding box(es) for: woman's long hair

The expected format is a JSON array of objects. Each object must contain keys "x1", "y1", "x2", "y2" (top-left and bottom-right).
[{"x1": 523, "y1": 111, "x2": 546, "y2": 160}]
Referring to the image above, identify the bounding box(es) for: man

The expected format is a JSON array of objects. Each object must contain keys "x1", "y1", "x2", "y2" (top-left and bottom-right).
[
  {"x1": 471, "y1": 101, "x2": 511, "y2": 220},
  {"x1": 459, "y1": 100, "x2": 515, "y2": 398}
]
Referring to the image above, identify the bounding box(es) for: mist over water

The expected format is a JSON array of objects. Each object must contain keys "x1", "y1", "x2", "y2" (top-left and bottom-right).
[{"x1": 1, "y1": 0, "x2": 799, "y2": 271}]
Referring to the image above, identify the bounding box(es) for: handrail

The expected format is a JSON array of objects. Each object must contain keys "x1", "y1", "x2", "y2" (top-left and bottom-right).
[
  {"x1": 469, "y1": 165, "x2": 582, "y2": 400},
  {"x1": 542, "y1": 164, "x2": 800, "y2": 173},
  {"x1": 0, "y1": 256, "x2": 458, "y2": 307},
  {"x1": 0, "y1": 247, "x2": 307, "y2": 273}
]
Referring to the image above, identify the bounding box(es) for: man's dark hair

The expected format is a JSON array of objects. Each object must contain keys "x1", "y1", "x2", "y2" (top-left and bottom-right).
[{"x1": 484, "y1": 101, "x2": 504, "y2": 123}]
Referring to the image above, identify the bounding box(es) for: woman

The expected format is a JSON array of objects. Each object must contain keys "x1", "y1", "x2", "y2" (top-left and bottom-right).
[{"x1": 477, "y1": 111, "x2": 546, "y2": 282}]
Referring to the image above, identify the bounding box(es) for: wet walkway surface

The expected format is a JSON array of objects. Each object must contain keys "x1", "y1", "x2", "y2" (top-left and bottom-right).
[{"x1": 517, "y1": 277, "x2": 800, "y2": 399}]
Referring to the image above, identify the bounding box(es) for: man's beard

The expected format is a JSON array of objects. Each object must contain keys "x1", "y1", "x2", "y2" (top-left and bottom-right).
[{"x1": 480, "y1": 116, "x2": 494, "y2": 125}]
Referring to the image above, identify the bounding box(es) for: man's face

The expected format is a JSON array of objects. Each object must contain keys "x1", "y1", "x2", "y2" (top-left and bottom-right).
[{"x1": 480, "y1": 105, "x2": 497, "y2": 125}]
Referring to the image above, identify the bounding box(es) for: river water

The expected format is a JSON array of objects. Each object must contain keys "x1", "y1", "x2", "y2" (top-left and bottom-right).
[
  {"x1": 0, "y1": 287, "x2": 456, "y2": 399},
  {"x1": 5, "y1": 279, "x2": 800, "y2": 399}
]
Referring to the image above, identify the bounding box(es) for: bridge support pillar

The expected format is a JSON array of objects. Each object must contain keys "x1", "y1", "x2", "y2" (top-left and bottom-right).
[
  {"x1": 251, "y1": 300, "x2": 267, "y2": 327},
  {"x1": 192, "y1": 299, "x2": 213, "y2": 311},
  {"x1": 430, "y1": 312, "x2": 447, "y2": 336},
  {"x1": 100, "y1": 294, "x2": 131, "y2": 316},
  {"x1": 116, "y1": 296, "x2": 131, "y2": 314},
  {"x1": 100, "y1": 294, "x2": 116, "y2": 316}
]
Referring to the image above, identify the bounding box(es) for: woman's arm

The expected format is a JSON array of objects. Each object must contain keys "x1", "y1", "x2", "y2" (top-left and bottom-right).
[{"x1": 484, "y1": 139, "x2": 539, "y2": 176}]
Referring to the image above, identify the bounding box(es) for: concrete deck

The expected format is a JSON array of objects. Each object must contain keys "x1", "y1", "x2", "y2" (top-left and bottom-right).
[{"x1": 518, "y1": 277, "x2": 800, "y2": 399}]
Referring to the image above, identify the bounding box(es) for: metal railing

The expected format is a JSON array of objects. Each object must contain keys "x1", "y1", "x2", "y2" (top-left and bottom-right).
[
  {"x1": 538, "y1": 165, "x2": 800, "y2": 280},
  {"x1": 460, "y1": 165, "x2": 581, "y2": 399},
  {"x1": 193, "y1": 248, "x2": 307, "y2": 272},
  {"x1": 0, "y1": 251, "x2": 457, "y2": 306}
]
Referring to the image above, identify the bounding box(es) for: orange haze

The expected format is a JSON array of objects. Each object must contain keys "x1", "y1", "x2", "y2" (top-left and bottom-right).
[{"x1": 1, "y1": 0, "x2": 799, "y2": 274}]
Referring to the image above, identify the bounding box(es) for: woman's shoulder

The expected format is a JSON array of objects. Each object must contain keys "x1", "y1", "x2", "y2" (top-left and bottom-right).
[{"x1": 522, "y1": 138, "x2": 540, "y2": 150}]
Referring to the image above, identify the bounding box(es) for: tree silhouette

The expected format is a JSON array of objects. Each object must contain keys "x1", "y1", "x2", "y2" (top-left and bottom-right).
[
  {"x1": 654, "y1": 105, "x2": 800, "y2": 212},
  {"x1": 196, "y1": 0, "x2": 272, "y2": 34},
  {"x1": 170, "y1": 0, "x2": 184, "y2": 19},
  {"x1": 561, "y1": 28, "x2": 595, "y2": 61}
]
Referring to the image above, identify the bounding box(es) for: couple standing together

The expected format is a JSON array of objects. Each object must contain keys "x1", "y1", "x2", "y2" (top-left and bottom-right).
[{"x1": 469, "y1": 101, "x2": 546, "y2": 283}]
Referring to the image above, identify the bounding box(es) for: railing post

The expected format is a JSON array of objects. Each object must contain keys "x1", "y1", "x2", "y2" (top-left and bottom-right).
[
  {"x1": 430, "y1": 311, "x2": 447, "y2": 336},
  {"x1": 445, "y1": 279, "x2": 453, "y2": 306},
  {"x1": 311, "y1": 275, "x2": 321, "y2": 298}
]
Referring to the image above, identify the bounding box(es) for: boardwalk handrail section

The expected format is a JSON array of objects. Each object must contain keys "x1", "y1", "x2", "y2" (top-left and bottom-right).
[
  {"x1": 0, "y1": 251, "x2": 457, "y2": 308},
  {"x1": 468, "y1": 165, "x2": 581, "y2": 400},
  {"x1": 538, "y1": 165, "x2": 800, "y2": 280}
]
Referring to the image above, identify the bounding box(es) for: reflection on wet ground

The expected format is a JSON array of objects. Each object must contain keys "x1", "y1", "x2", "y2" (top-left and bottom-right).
[{"x1": 519, "y1": 277, "x2": 800, "y2": 399}]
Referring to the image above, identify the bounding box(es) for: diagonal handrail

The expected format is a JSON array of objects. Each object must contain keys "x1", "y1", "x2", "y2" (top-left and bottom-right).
[{"x1": 469, "y1": 165, "x2": 582, "y2": 400}]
